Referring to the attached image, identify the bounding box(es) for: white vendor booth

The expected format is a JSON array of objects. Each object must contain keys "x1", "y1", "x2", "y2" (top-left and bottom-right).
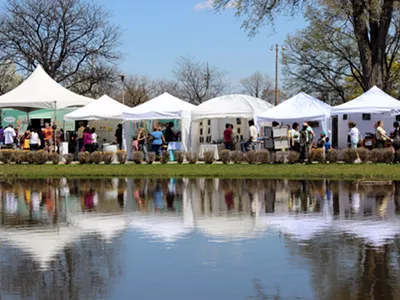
[
  {"x1": 0, "y1": 65, "x2": 93, "y2": 112},
  {"x1": 122, "y1": 93, "x2": 195, "y2": 158},
  {"x1": 332, "y1": 86, "x2": 400, "y2": 149},
  {"x1": 64, "y1": 95, "x2": 130, "y2": 161},
  {"x1": 257, "y1": 92, "x2": 332, "y2": 139},
  {"x1": 190, "y1": 94, "x2": 273, "y2": 158}
]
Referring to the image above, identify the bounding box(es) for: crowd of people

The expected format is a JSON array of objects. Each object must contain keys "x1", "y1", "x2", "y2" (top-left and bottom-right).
[{"x1": 0, "y1": 122, "x2": 64, "y2": 152}]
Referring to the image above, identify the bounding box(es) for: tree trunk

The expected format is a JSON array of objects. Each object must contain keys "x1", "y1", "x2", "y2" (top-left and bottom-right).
[{"x1": 351, "y1": 0, "x2": 395, "y2": 91}]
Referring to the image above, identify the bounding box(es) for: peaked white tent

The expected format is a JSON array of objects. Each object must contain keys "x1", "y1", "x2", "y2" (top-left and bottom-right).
[
  {"x1": 0, "y1": 65, "x2": 93, "y2": 112},
  {"x1": 257, "y1": 92, "x2": 332, "y2": 136},
  {"x1": 190, "y1": 94, "x2": 273, "y2": 152},
  {"x1": 332, "y1": 86, "x2": 400, "y2": 115},
  {"x1": 64, "y1": 95, "x2": 129, "y2": 120},
  {"x1": 123, "y1": 92, "x2": 195, "y2": 152},
  {"x1": 332, "y1": 86, "x2": 400, "y2": 148}
]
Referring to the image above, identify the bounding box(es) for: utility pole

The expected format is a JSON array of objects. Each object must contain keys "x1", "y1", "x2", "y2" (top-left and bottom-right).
[
  {"x1": 204, "y1": 63, "x2": 210, "y2": 91},
  {"x1": 271, "y1": 44, "x2": 285, "y2": 106},
  {"x1": 120, "y1": 74, "x2": 125, "y2": 105}
]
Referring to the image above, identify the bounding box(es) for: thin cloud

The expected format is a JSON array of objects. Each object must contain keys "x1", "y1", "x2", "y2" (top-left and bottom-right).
[{"x1": 194, "y1": 0, "x2": 236, "y2": 11}]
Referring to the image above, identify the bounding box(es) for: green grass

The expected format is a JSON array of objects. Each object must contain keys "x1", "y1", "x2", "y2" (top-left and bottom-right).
[{"x1": 1, "y1": 163, "x2": 400, "y2": 180}]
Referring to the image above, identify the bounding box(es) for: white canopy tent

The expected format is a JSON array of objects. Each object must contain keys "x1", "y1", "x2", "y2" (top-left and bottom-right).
[
  {"x1": 332, "y1": 86, "x2": 400, "y2": 148},
  {"x1": 190, "y1": 94, "x2": 273, "y2": 152},
  {"x1": 0, "y1": 65, "x2": 93, "y2": 113},
  {"x1": 64, "y1": 95, "x2": 129, "y2": 120},
  {"x1": 122, "y1": 92, "x2": 195, "y2": 153},
  {"x1": 257, "y1": 92, "x2": 332, "y2": 137}
]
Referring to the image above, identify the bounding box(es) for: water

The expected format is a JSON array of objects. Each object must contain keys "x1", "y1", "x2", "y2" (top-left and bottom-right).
[{"x1": 0, "y1": 178, "x2": 399, "y2": 300}]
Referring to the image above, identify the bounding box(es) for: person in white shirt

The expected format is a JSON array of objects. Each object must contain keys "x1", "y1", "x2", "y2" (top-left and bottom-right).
[
  {"x1": 348, "y1": 121, "x2": 361, "y2": 163},
  {"x1": 3, "y1": 124, "x2": 16, "y2": 148},
  {"x1": 91, "y1": 127, "x2": 98, "y2": 152},
  {"x1": 247, "y1": 119, "x2": 258, "y2": 151},
  {"x1": 29, "y1": 128, "x2": 39, "y2": 151}
]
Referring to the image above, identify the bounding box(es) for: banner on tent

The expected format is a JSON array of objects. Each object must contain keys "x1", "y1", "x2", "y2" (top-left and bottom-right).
[{"x1": 390, "y1": 109, "x2": 400, "y2": 116}]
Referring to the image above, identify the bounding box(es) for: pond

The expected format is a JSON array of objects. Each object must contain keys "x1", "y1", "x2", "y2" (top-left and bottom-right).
[{"x1": 0, "y1": 178, "x2": 399, "y2": 300}]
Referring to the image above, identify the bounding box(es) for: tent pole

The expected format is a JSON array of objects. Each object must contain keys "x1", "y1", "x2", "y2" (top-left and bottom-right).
[{"x1": 53, "y1": 101, "x2": 57, "y2": 153}]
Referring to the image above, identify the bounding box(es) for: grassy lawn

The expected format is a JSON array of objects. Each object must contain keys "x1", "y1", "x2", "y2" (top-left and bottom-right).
[{"x1": 1, "y1": 163, "x2": 400, "y2": 180}]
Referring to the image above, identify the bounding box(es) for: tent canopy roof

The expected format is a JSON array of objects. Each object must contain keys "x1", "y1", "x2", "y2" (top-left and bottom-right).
[
  {"x1": 332, "y1": 86, "x2": 400, "y2": 114},
  {"x1": 64, "y1": 95, "x2": 129, "y2": 120},
  {"x1": 122, "y1": 92, "x2": 195, "y2": 120},
  {"x1": 191, "y1": 94, "x2": 273, "y2": 121},
  {"x1": 0, "y1": 65, "x2": 93, "y2": 112},
  {"x1": 257, "y1": 92, "x2": 332, "y2": 123}
]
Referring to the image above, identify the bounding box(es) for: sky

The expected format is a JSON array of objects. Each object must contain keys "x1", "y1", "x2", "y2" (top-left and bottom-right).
[{"x1": 97, "y1": 0, "x2": 307, "y2": 91}]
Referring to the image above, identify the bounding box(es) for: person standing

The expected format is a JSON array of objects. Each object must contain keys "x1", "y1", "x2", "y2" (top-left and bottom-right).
[
  {"x1": 164, "y1": 122, "x2": 175, "y2": 144},
  {"x1": 305, "y1": 122, "x2": 315, "y2": 148},
  {"x1": 42, "y1": 122, "x2": 53, "y2": 152},
  {"x1": 149, "y1": 126, "x2": 165, "y2": 156},
  {"x1": 3, "y1": 124, "x2": 16, "y2": 149},
  {"x1": 91, "y1": 127, "x2": 98, "y2": 152},
  {"x1": 0, "y1": 126, "x2": 4, "y2": 149},
  {"x1": 83, "y1": 127, "x2": 92, "y2": 152},
  {"x1": 77, "y1": 122, "x2": 85, "y2": 152},
  {"x1": 392, "y1": 121, "x2": 400, "y2": 162},
  {"x1": 22, "y1": 128, "x2": 31, "y2": 150},
  {"x1": 375, "y1": 120, "x2": 392, "y2": 149},
  {"x1": 247, "y1": 119, "x2": 258, "y2": 151},
  {"x1": 137, "y1": 127, "x2": 148, "y2": 159},
  {"x1": 115, "y1": 124, "x2": 123, "y2": 150},
  {"x1": 223, "y1": 123, "x2": 233, "y2": 150},
  {"x1": 299, "y1": 124, "x2": 308, "y2": 162},
  {"x1": 348, "y1": 121, "x2": 361, "y2": 163},
  {"x1": 290, "y1": 122, "x2": 300, "y2": 152},
  {"x1": 29, "y1": 128, "x2": 39, "y2": 151}
]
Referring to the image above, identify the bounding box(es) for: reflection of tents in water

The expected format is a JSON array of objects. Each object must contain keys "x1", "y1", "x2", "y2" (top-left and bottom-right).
[
  {"x1": 335, "y1": 220, "x2": 400, "y2": 247},
  {"x1": 0, "y1": 226, "x2": 79, "y2": 269},
  {"x1": 129, "y1": 193, "x2": 194, "y2": 243},
  {"x1": 72, "y1": 213, "x2": 127, "y2": 242},
  {"x1": 262, "y1": 215, "x2": 333, "y2": 241}
]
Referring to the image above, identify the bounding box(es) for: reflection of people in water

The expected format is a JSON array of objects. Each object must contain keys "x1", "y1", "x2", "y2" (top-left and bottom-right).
[
  {"x1": 166, "y1": 191, "x2": 175, "y2": 211},
  {"x1": 225, "y1": 190, "x2": 234, "y2": 210},
  {"x1": 84, "y1": 189, "x2": 95, "y2": 210},
  {"x1": 117, "y1": 191, "x2": 124, "y2": 208},
  {"x1": 153, "y1": 183, "x2": 164, "y2": 211}
]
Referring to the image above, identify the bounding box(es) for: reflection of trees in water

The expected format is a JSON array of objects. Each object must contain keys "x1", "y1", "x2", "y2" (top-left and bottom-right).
[
  {"x1": 0, "y1": 234, "x2": 123, "y2": 300},
  {"x1": 285, "y1": 235, "x2": 400, "y2": 300}
]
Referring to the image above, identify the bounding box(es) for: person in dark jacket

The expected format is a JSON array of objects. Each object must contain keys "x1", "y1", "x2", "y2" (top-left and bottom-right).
[{"x1": 115, "y1": 124, "x2": 123, "y2": 150}]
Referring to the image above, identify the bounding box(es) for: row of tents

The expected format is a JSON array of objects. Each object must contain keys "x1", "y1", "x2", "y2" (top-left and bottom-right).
[{"x1": 0, "y1": 65, "x2": 399, "y2": 151}]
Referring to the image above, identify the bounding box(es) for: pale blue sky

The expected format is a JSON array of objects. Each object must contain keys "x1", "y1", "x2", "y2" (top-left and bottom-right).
[{"x1": 97, "y1": 0, "x2": 307, "y2": 90}]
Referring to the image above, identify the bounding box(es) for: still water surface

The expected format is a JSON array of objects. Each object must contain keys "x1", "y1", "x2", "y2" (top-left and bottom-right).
[{"x1": 0, "y1": 178, "x2": 399, "y2": 300}]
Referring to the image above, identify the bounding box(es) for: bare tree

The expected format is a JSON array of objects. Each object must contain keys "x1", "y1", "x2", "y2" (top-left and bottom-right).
[
  {"x1": 0, "y1": 61, "x2": 23, "y2": 95},
  {"x1": 113, "y1": 75, "x2": 150, "y2": 107},
  {"x1": 240, "y1": 72, "x2": 273, "y2": 99},
  {"x1": 148, "y1": 79, "x2": 182, "y2": 99},
  {"x1": 0, "y1": 0, "x2": 121, "y2": 96},
  {"x1": 173, "y1": 56, "x2": 230, "y2": 104}
]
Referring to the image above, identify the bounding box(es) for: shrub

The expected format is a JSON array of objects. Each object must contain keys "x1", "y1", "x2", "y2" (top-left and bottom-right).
[
  {"x1": 247, "y1": 151, "x2": 259, "y2": 164},
  {"x1": 186, "y1": 152, "x2": 197, "y2": 164},
  {"x1": 78, "y1": 152, "x2": 88, "y2": 164},
  {"x1": 326, "y1": 149, "x2": 339, "y2": 163},
  {"x1": 230, "y1": 151, "x2": 243, "y2": 164},
  {"x1": 11, "y1": 151, "x2": 24, "y2": 164},
  {"x1": 219, "y1": 150, "x2": 230, "y2": 164},
  {"x1": 91, "y1": 151, "x2": 103, "y2": 164},
  {"x1": 0, "y1": 149, "x2": 14, "y2": 164},
  {"x1": 274, "y1": 151, "x2": 285, "y2": 164},
  {"x1": 160, "y1": 150, "x2": 170, "y2": 164},
  {"x1": 381, "y1": 148, "x2": 394, "y2": 163},
  {"x1": 133, "y1": 151, "x2": 143, "y2": 164},
  {"x1": 242, "y1": 152, "x2": 249, "y2": 163},
  {"x1": 257, "y1": 150, "x2": 270, "y2": 164},
  {"x1": 63, "y1": 153, "x2": 74, "y2": 165},
  {"x1": 343, "y1": 148, "x2": 357, "y2": 164},
  {"x1": 287, "y1": 151, "x2": 300, "y2": 164},
  {"x1": 26, "y1": 151, "x2": 36, "y2": 164},
  {"x1": 103, "y1": 151, "x2": 114, "y2": 164},
  {"x1": 203, "y1": 151, "x2": 215, "y2": 164},
  {"x1": 116, "y1": 150, "x2": 127, "y2": 164},
  {"x1": 175, "y1": 151, "x2": 185, "y2": 164},
  {"x1": 146, "y1": 152, "x2": 155, "y2": 164},
  {"x1": 34, "y1": 150, "x2": 49, "y2": 164},
  {"x1": 312, "y1": 148, "x2": 325, "y2": 163},
  {"x1": 356, "y1": 147, "x2": 368, "y2": 162},
  {"x1": 49, "y1": 152, "x2": 60, "y2": 164},
  {"x1": 397, "y1": 150, "x2": 400, "y2": 162}
]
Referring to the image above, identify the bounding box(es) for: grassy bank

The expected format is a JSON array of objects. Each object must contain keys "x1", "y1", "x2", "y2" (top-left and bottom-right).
[{"x1": 1, "y1": 163, "x2": 400, "y2": 180}]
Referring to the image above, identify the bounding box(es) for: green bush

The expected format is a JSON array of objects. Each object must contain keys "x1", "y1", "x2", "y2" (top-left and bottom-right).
[
  {"x1": 326, "y1": 149, "x2": 339, "y2": 163},
  {"x1": 0, "y1": 149, "x2": 14, "y2": 164},
  {"x1": 11, "y1": 151, "x2": 24, "y2": 164},
  {"x1": 230, "y1": 151, "x2": 243, "y2": 164},
  {"x1": 343, "y1": 148, "x2": 357, "y2": 164},
  {"x1": 34, "y1": 150, "x2": 49, "y2": 164}
]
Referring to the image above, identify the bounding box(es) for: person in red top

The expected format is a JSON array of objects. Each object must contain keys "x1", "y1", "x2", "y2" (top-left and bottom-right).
[
  {"x1": 42, "y1": 123, "x2": 53, "y2": 151},
  {"x1": 223, "y1": 123, "x2": 233, "y2": 150}
]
